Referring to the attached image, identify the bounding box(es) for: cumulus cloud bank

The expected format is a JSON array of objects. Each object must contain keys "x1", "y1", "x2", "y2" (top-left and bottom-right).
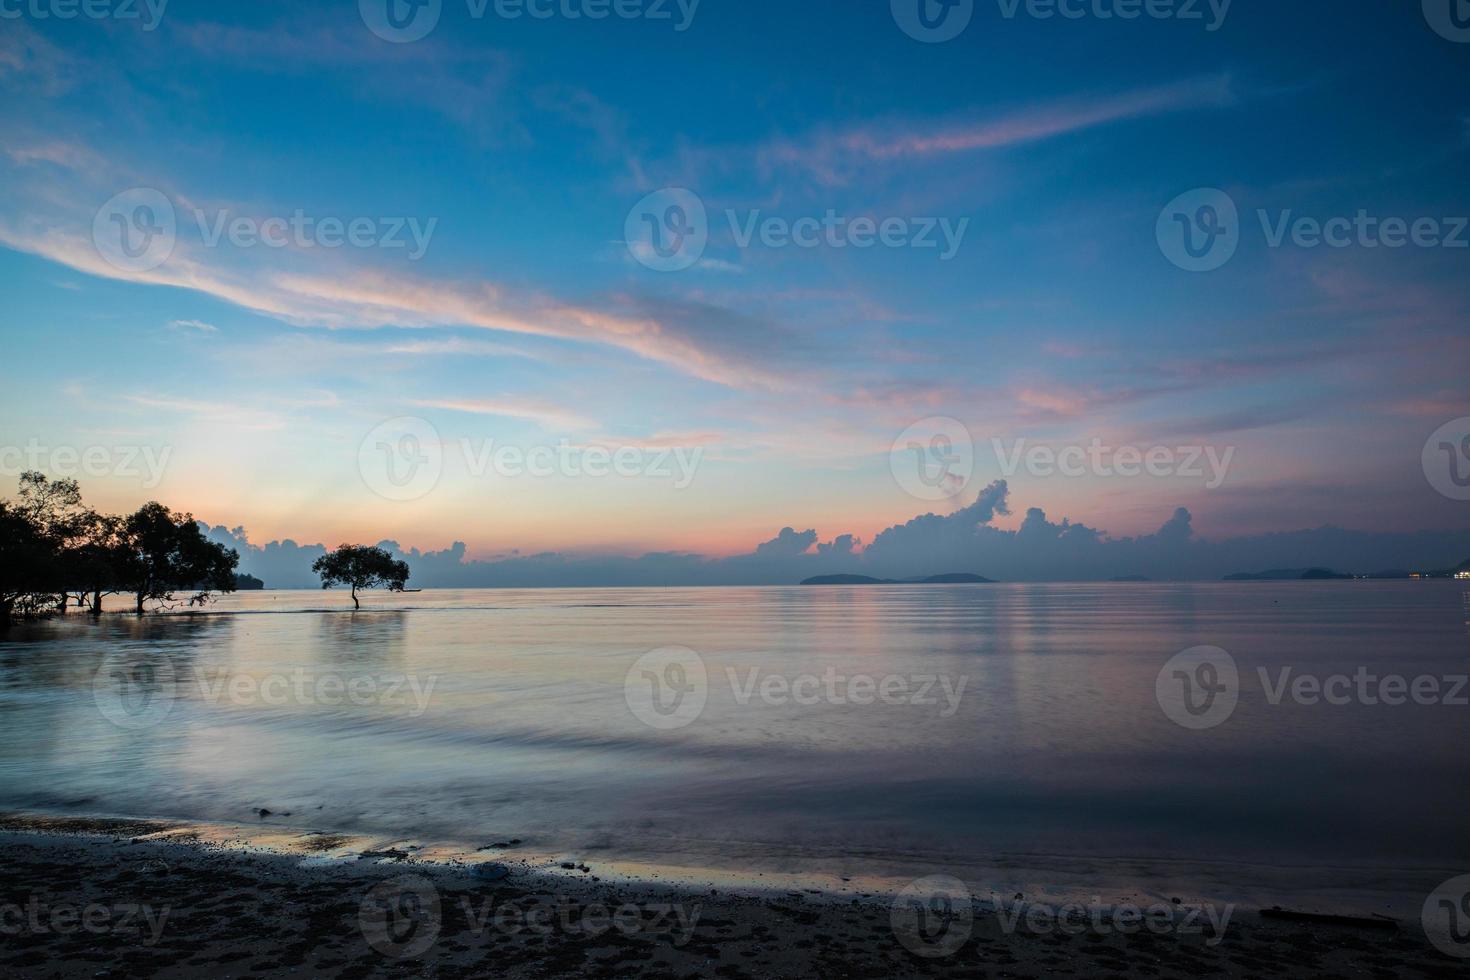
[{"x1": 205, "y1": 481, "x2": 1470, "y2": 589}]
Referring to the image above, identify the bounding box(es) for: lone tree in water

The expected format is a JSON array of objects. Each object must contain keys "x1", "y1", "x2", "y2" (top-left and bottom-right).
[{"x1": 312, "y1": 545, "x2": 410, "y2": 610}]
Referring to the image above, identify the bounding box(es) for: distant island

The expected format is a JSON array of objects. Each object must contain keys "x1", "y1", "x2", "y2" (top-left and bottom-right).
[
  {"x1": 234, "y1": 573, "x2": 265, "y2": 590},
  {"x1": 1225, "y1": 560, "x2": 1470, "y2": 582},
  {"x1": 1224, "y1": 567, "x2": 1354, "y2": 581},
  {"x1": 800, "y1": 573, "x2": 993, "y2": 586}
]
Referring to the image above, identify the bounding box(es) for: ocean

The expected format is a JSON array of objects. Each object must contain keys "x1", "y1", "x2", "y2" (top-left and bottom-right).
[{"x1": 2, "y1": 582, "x2": 1466, "y2": 908}]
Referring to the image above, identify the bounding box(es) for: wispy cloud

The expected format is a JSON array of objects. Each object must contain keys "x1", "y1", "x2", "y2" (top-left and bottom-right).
[
  {"x1": 412, "y1": 397, "x2": 596, "y2": 433},
  {"x1": 0, "y1": 220, "x2": 793, "y2": 390},
  {"x1": 755, "y1": 75, "x2": 1237, "y2": 185},
  {"x1": 124, "y1": 394, "x2": 285, "y2": 431},
  {"x1": 2, "y1": 140, "x2": 102, "y2": 172},
  {"x1": 167, "y1": 318, "x2": 218, "y2": 333}
]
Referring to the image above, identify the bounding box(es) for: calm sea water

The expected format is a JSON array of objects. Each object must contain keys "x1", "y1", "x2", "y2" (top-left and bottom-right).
[{"x1": 2, "y1": 583, "x2": 1467, "y2": 899}]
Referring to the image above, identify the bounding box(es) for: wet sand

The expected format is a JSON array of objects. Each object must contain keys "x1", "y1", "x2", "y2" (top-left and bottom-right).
[{"x1": 0, "y1": 814, "x2": 1462, "y2": 978}]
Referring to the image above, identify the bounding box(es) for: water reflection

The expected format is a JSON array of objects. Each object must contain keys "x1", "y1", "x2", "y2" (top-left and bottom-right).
[{"x1": 0, "y1": 583, "x2": 1466, "y2": 886}]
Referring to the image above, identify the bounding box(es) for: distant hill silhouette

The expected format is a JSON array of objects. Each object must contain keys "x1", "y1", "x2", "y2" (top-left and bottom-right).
[
  {"x1": 234, "y1": 573, "x2": 265, "y2": 590},
  {"x1": 1224, "y1": 568, "x2": 1351, "y2": 581},
  {"x1": 1226, "y1": 559, "x2": 1470, "y2": 581},
  {"x1": 800, "y1": 573, "x2": 993, "y2": 586}
]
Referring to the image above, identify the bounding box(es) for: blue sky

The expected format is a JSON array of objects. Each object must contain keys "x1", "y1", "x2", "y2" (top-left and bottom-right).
[{"x1": 1, "y1": 0, "x2": 1467, "y2": 573}]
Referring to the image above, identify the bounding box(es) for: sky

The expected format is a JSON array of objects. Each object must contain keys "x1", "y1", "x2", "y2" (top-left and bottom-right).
[{"x1": 1, "y1": 0, "x2": 1468, "y2": 583}]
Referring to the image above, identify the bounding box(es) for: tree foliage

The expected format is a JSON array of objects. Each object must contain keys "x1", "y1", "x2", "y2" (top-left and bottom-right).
[
  {"x1": 0, "y1": 472, "x2": 239, "y2": 623},
  {"x1": 116, "y1": 502, "x2": 240, "y2": 614},
  {"x1": 312, "y1": 545, "x2": 410, "y2": 609}
]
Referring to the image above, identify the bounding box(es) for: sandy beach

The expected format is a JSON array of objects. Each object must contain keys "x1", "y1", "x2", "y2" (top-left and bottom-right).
[{"x1": 0, "y1": 813, "x2": 1461, "y2": 979}]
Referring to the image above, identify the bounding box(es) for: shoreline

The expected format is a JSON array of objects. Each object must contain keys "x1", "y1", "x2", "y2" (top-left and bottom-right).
[{"x1": 1, "y1": 812, "x2": 1463, "y2": 978}]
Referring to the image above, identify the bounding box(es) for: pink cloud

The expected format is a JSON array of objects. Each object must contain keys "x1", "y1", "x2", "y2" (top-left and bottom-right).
[{"x1": 757, "y1": 75, "x2": 1235, "y2": 185}]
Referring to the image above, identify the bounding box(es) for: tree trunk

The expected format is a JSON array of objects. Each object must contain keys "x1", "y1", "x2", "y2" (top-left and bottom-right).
[
  {"x1": 351, "y1": 584, "x2": 360, "y2": 610},
  {"x1": 135, "y1": 593, "x2": 146, "y2": 615},
  {"x1": 58, "y1": 593, "x2": 69, "y2": 614},
  {"x1": 92, "y1": 592, "x2": 103, "y2": 616}
]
